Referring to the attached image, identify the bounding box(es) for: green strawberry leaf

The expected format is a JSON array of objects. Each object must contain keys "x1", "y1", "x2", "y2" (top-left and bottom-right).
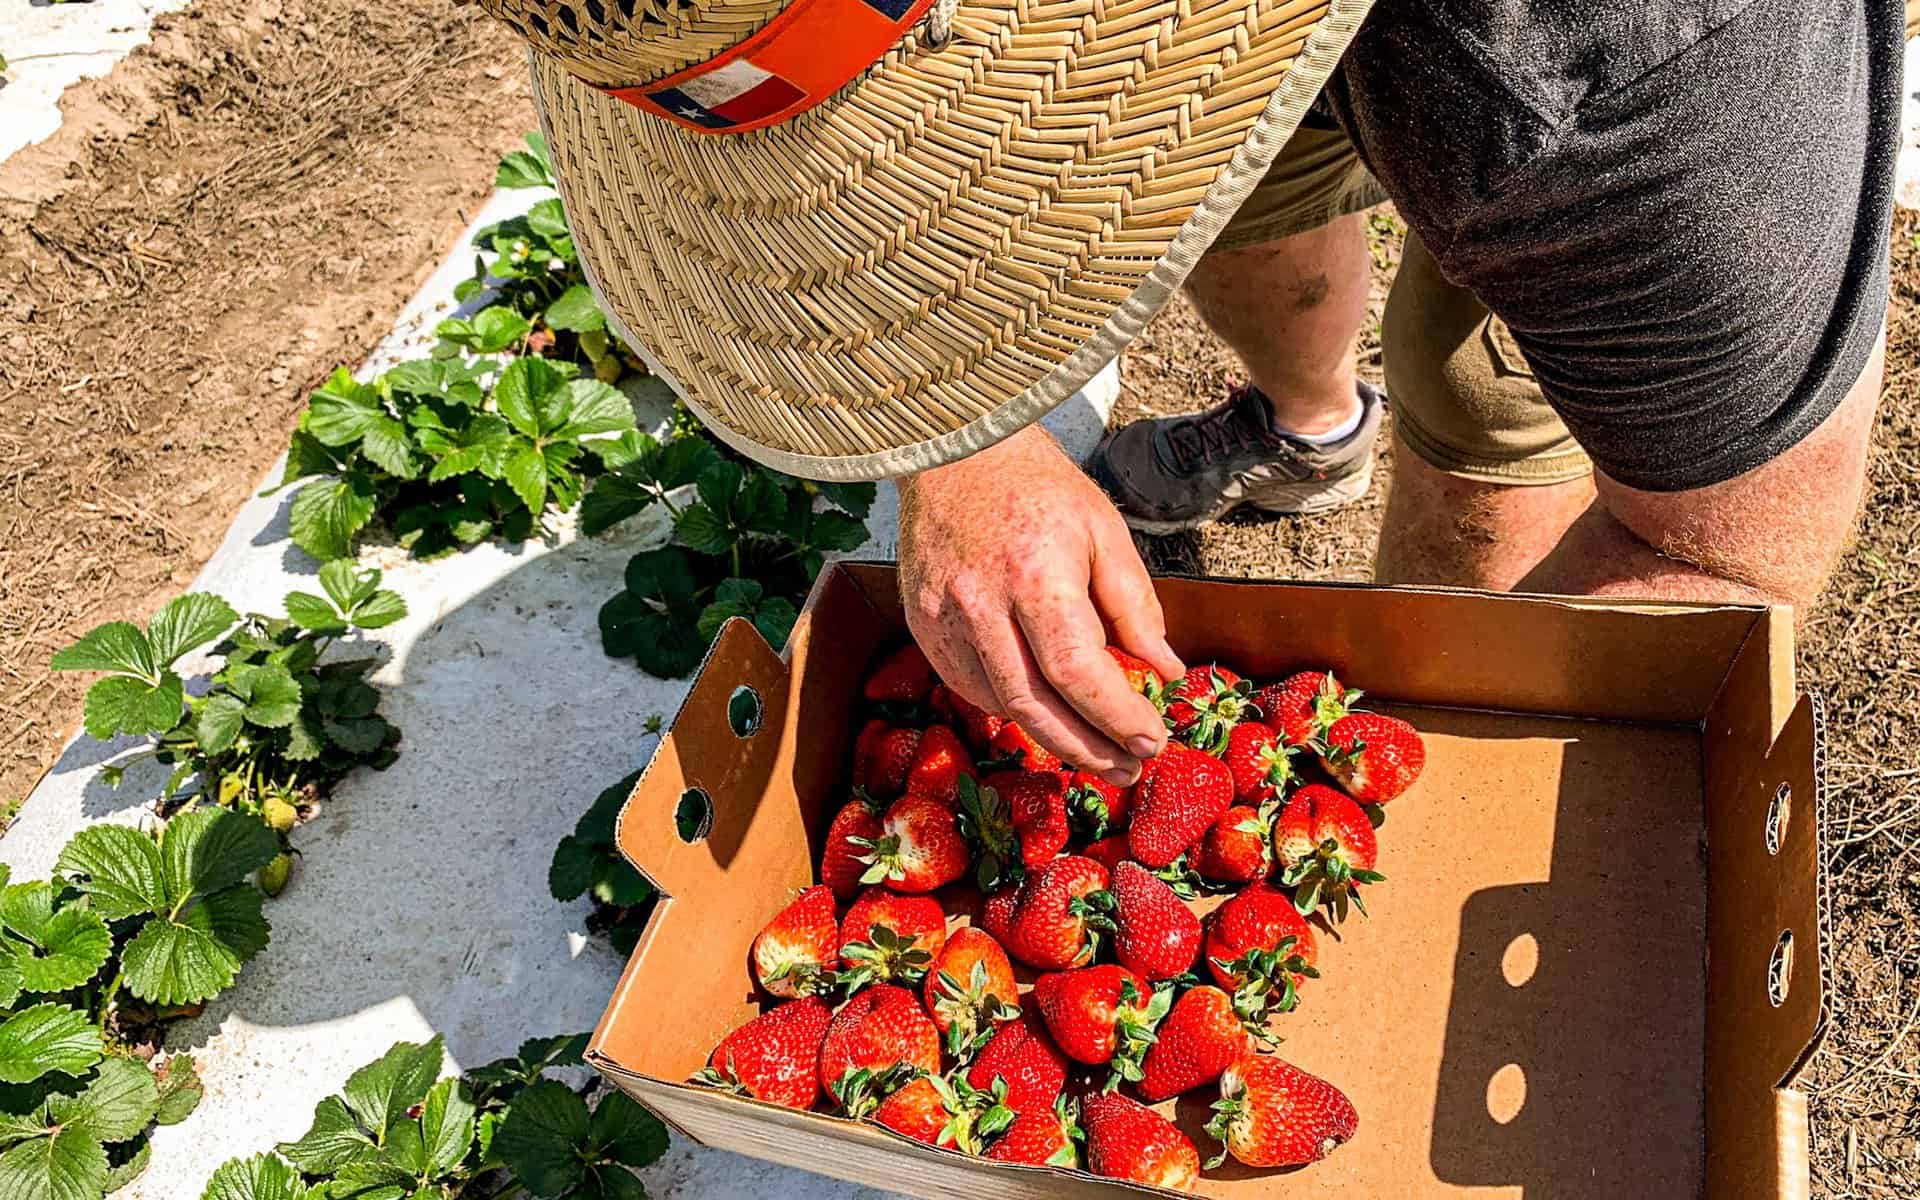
[
  {"x1": 278, "y1": 431, "x2": 351, "y2": 489},
  {"x1": 302, "y1": 371, "x2": 388, "y2": 447},
  {"x1": 544, "y1": 285, "x2": 605, "y2": 333},
  {"x1": 145, "y1": 595, "x2": 240, "y2": 668},
  {"x1": 199, "y1": 1153, "x2": 314, "y2": 1200},
  {"x1": 120, "y1": 884, "x2": 269, "y2": 1006},
  {"x1": 288, "y1": 474, "x2": 378, "y2": 563},
  {"x1": 466, "y1": 1035, "x2": 591, "y2": 1099},
  {"x1": 0, "y1": 884, "x2": 111, "y2": 993},
  {"x1": 672, "y1": 505, "x2": 731, "y2": 557},
  {"x1": 815, "y1": 481, "x2": 877, "y2": 519},
  {"x1": 495, "y1": 358, "x2": 570, "y2": 440},
  {"x1": 418, "y1": 414, "x2": 514, "y2": 483},
  {"x1": 162, "y1": 808, "x2": 280, "y2": 901},
  {"x1": 589, "y1": 858, "x2": 651, "y2": 909},
  {"x1": 559, "y1": 380, "x2": 635, "y2": 441},
  {"x1": 436, "y1": 308, "x2": 530, "y2": 355},
  {"x1": 0, "y1": 1006, "x2": 102, "y2": 1085},
  {"x1": 275, "y1": 1096, "x2": 376, "y2": 1175},
  {"x1": 56, "y1": 826, "x2": 168, "y2": 923},
  {"x1": 495, "y1": 133, "x2": 556, "y2": 190},
  {"x1": 281, "y1": 592, "x2": 346, "y2": 636},
  {"x1": 50, "y1": 623, "x2": 155, "y2": 680},
  {"x1": 414, "y1": 1077, "x2": 475, "y2": 1178},
  {"x1": 102, "y1": 1137, "x2": 150, "y2": 1193},
  {"x1": 221, "y1": 664, "x2": 304, "y2": 729},
  {"x1": 547, "y1": 836, "x2": 595, "y2": 903},
  {"x1": 152, "y1": 1056, "x2": 202, "y2": 1126},
  {"x1": 586, "y1": 1091, "x2": 668, "y2": 1168},
  {"x1": 338, "y1": 1037, "x2": 444, "y2": 1146},
  {"x1": 0, "y1": 1125, "x2": 106, "y2": 1200},
  {"x1": 492, "y1": 1080, "x2": 590, "y2": 1197},
  {"x1": 80, "y1": 674, "x2": 185, "y2": 742},
  {"x1": 503, "y1": 441, "x2": 550, "y2": 514},
  {"x1": 50, "y1": 1057, "x2": 158, "y2": 1144},
  {"x1": 525, "y1": 200, "x2": 570, "y2": 242},
  {"x1": 572, "y1": 1164, "x2": 649, "y2": 1200}
]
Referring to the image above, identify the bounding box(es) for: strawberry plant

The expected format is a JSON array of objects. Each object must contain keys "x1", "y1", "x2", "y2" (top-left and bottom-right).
[
  {"x1": 549, "y1": 770, "x2": 655, "y2": 957},
  {"x1": 591, "y1": 434, "x2": 874, "y2": 677},
  {"x1": 197, "y1": 1034, "x2": 669, "y2": 1200},
  {"x1": 0, "y1": 807, "x2": 277, "y2": 1200},
  {"x1": 449, "y1": 133, "x2": 637, "y2": 386},
  {"x1": 277, "y1": 356, "x2": 640, "y2": 562},
  {"x1": 51, "y1": 567, "x2": 405, "y2": 855}
]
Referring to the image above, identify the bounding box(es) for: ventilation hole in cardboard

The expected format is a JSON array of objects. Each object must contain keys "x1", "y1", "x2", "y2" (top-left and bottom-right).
[
  {"x1": 1487, "y1": 1063, "x2": 1526, "y2": 1125},
  {"x1": 1768, "y1": 930, "x2": 1794, "y2": 1007},
  {"x1": 1766, "y1": 782, "x2": 1791, "y2": 856},
  {"x1": 1501, "y1": 933, "x2": 1539, "y2": 987},
  {"x1": 675, "y1": 789, "x2": 712, "y2": 844},
  {"x1": 727, "y1": 686, "x2": 763, "y2": 738}
]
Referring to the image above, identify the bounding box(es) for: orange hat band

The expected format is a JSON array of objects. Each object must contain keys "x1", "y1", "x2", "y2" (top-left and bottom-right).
[{"x1": 597, "y1": 0, "x2": 938, "y2": 135}]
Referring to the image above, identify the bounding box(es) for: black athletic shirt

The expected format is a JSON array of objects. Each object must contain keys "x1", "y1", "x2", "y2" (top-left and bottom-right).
[{"x1": 1321, "y1": 0, "x2": 1902, "y2": 491}]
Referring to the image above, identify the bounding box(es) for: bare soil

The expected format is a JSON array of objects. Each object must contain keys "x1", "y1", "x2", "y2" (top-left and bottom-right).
[
  {"x1": 0, "y1": 12, "x2": 1910, "y2": 1191},
  {"x1": 0, "y1": 0, "x2": 534, "y2": 807}
]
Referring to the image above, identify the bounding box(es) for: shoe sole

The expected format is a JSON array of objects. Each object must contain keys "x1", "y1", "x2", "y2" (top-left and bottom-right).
[{"x1": 1118, "y1": 458, "x2": 1375, "y2": 535}]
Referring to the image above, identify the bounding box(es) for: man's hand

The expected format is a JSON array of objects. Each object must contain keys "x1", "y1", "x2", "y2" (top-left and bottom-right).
[{"x1": 896, "y1": 426, "x2": 1184, "y2": 785}]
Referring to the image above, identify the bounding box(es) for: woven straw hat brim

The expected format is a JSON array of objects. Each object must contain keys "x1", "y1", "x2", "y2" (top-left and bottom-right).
[{"x1": 532, "y1": 0, "x2": 1373, "y2": 480}]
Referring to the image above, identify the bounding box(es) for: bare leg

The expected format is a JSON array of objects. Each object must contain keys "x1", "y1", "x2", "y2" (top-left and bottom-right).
[
  {"x1": 1375, "y1": 433, "x2": 1597, "y2": 591},
  {"x1": 1183, "y1": 214, "x2": 1373, "y2": 436}
]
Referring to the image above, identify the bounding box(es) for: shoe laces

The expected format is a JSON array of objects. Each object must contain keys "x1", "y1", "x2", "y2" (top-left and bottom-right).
[{"x1": 1164, "y1": 386, "x2": 1279, "y2": 474}]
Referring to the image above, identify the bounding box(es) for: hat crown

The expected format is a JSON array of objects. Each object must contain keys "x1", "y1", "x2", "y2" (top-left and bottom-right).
[{"x1": 482, "y1": 0, "x2": 786, "y2": 88}]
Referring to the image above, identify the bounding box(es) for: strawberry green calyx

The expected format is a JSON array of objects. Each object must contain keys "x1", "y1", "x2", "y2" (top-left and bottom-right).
[
  {"x1": 1049, "y1": 1096, "x2": 1086, "y2": 1166},
  {"x1": 840, "y1": 923, "x2": 935, "y2": 992},
  {"x1": 931, "y1": 961, "x2": 1022, "y2": 1060},
  {"x1": 1067, "y1": 779, "x2": 1119, "y2": 839},
  {"x1": 1105, "y1": 978, "x2": 1175, "y2": 1091},
  {"x1": 1202, "y1": 1094, "x2": 1244, "y2": 1170},
  {"x1": 1283, "y1": 847, "x2": 1387, "y2": 922},
  {"x1": 833, "y1": 1062, "x2": 922, "y2": 1118},
  {"x1": 1254, "y1": 740, "x2": 1301, "y2": 797},
  {"x1": 1154, "y1": 854, "x2": 1204, "y2": 900},
  {"x1": 1214, "y1": 937, "x2": 1318, "y2": 1032},
  {"x1": 956, "y1": 775, "x2": 1022, "y2": 892},
  {"x1": 1310, "y1": 677, "x2": 1361, "y2": 737},
  {"x1": 930, "y1": 1074, "x2": 1017, "y2": 1154},
  {"x1": 1171, "y1": 669, "x2": 1254, "y2": 754}
]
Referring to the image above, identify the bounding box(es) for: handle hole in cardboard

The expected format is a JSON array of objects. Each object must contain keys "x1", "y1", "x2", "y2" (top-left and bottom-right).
[
  {"x1": 727, "y1": 686, "x2": 764, "y2": 738},
  {"x1": 1767, "y1": 930, "x2": 1794, "y2": 1008},
  {"x1": 675, "y1": 788, "x2": 713, "y2": 844},
  {"x1": 1766, "y1": 782, "x2": 1791, "y2": 856}
]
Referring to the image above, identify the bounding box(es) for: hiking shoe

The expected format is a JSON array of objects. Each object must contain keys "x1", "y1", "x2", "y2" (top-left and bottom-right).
[{"x1": 1088, "y1": 380, "x2": 1382, "y2": 534}]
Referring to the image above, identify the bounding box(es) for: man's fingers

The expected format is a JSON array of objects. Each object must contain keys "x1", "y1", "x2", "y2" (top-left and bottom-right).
[
  {"x1": 1014, "y1": 582, "x2": 1167, "y2": 765},
  {"x1": 971, "y1": 611, "x2": 1140, "y2": 785},
  {"x1": 1089, "y1": 516, "x2": 1185, "y2": 683}
]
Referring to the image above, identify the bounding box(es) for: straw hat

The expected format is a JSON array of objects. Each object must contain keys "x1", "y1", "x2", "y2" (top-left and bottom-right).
[{"x1": 480, "y1": 0, "x2": 1373, "y2": 479}]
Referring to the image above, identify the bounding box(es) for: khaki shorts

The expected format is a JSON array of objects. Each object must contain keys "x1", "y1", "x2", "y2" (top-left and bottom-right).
[{"x1": 1213, "y1": 125, "x2": 1594, "y2": 485}]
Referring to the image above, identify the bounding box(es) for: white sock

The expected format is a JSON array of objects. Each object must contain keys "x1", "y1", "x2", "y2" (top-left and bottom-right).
[{"x1": 1278, "y1": 396, "x2": 1364, "y2": 445}]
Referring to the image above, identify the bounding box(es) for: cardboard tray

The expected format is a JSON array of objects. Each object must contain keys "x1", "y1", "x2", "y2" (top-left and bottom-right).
[{"x1": 587, "y1": 563, "x2": 1827, "y2": 1200}]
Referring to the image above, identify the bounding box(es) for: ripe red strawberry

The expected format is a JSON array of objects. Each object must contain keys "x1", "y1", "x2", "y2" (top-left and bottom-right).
[
  {"x1": 873, "y1": 1074, "x2": 1012, "y2": 1153},
  {"x1": 988, "y1": 721, "x2": 1064, "y2": 774},
  {"x1": 1006, "y1": 855, "x2": 1110, "y2": 970},
  {"x1": 932, "y1": 684, "x2": 1006, "y2": 750},
  {"x1": 1083, "y1": 834, "x2": 1131, "y2": 875},
  {"x1": 1163, "y1": 664, "x2": 1252, "y2": 753},
  {"x1": 1031, "y1": 965, "x2": 1171, "y2": 1083},
  {"x1": 1083, "y1": 1092, "x2": 1201, "y2": 1191},
  {"x1": 1104, "y1": 645, "x2": 1166, "y2": 700},
  {"x1": 865, "y1": 643, "x2": 936, "y2": 703},
  {"x1": 1137, "y1": 985, "x2": 1251, "y2": 1101},
  {"x1": 839, "y1": 887, "x2": 946, "y2": 989},
  {"x1": 752, "y1": 885, "x2": 838, "y2": 998},
  {"x1": 985, "y1": 1096, "x2": 1081, "y2": 1168},
  {"x1": 1205, "y1": 884, "x2": 1320, "y2": 1024},
  {"x1": 1275, "y1": 783, "x2": 1385, "y2": 921},
  {"x1": 819, "y1": 984, "x2": 941, "y2": 1115},
  {"x1": 1196, "y1": 803, "x2": 1274, "y2": 884},
  {"x1": 980, "y1": 885, "x2": 1019, "y2": 945},
  {"x1": 1223, "y1": 720, "x2": 1299, "y2": 803},
  {"x1": 1100, "y1": 861, "x2": 1202, "y2": 982},
  {"x1": 855, "y1": 794, "x2": 970, "y2": 893},
  {"x1": 855, "y1": 722, "x2": 922, "y2": 801},
  {"x1": 1128, "y1": 745, "x2": 1232, "y2": 869},
  {"x1": 904, "y1": 724, "x2": 973, "y2": 807},
  {"x1": 924, "y1": 927, "x2": 1021, "y2": 1058},
  {"x1": 1002, "y1": 770, "x2": 1070, "y2": 869},
  {"x1": 1253, "y1": 670, "x2": 1357, "y2": 746},
  {"x1": 967, "y1": 1013, "x2": 1069, "y2": 1117},
  {"x1": 1067, "y1": 770, "x2": 1133, "y2": 839},
  {"x1": 1320, "y1": 711, "x2": 1427, "y2": 803},
  {"x1": 697, "y1": 996, "x2": 832, "y2": 1109},
  {"x1": 1206, "y1": 1052, "x2": 1358, "y2": 1168},
  {"x1": 821, "y1": 792, "x2": 885, "y2": 899}
]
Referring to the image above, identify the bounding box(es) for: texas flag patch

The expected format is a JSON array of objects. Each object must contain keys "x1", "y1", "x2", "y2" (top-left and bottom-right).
[
  {"x1": 645, "y1": 60, "x2": 807, "y2": 130},
  {"x1": 601, "y1": 0, "x2": 937, "y2": 135}
]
